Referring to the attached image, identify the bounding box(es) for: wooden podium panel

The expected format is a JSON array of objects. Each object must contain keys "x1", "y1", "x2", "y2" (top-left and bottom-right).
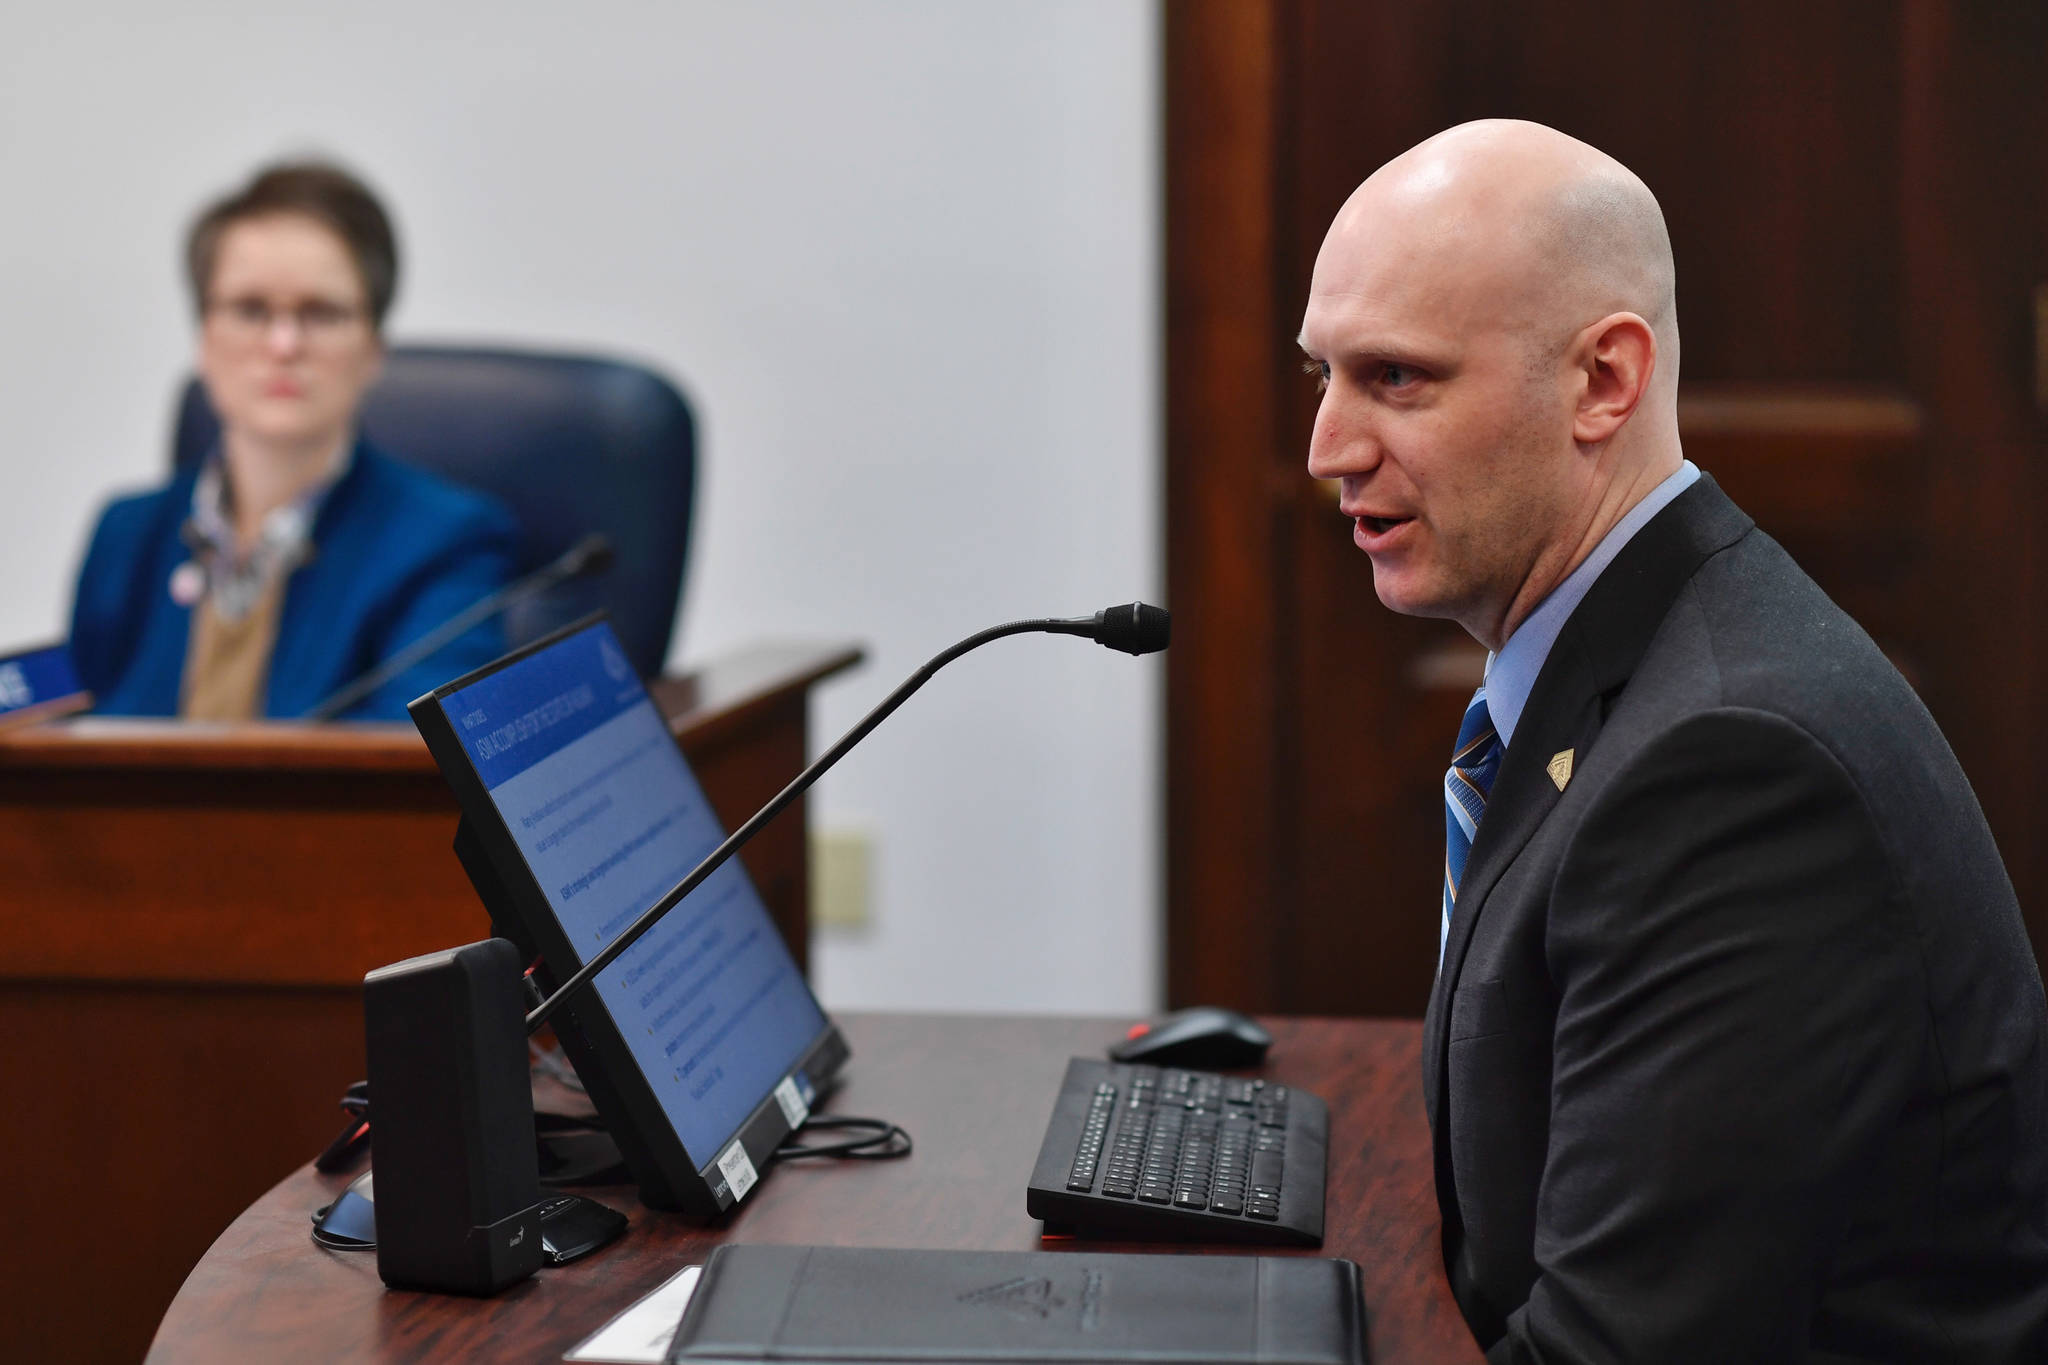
[{"x1": 0, "y1": 642, "x2": 858, "y2": 1365}]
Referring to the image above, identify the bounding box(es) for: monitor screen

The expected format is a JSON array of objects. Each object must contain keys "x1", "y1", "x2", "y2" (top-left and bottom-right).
[{"x1": 426, "y1": 620, "x2": 828, "y2": 1168}]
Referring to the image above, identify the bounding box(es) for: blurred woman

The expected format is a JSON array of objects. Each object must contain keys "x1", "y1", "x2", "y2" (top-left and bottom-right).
[{"x1": 70, "y1": 162, "x2": 516, "y2": 719}]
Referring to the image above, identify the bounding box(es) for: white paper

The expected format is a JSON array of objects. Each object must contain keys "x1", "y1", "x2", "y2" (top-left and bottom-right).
[
  {"x1": 715, "y1": 1139, "x2": 759, "y2": 1202},
  {"x1": 772, "y1": 1075, "x2": 810, "y2": 1128},
  {"x1": 564, "y1": 1263, "x2": 702, "y2": 1363}
]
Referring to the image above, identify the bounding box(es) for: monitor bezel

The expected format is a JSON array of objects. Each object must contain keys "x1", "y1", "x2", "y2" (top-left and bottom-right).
[{"x1": 408, "y1": 613, "x2": 847, "y2": 1216}]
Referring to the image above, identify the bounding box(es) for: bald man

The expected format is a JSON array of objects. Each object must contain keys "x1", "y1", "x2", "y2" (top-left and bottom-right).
[{"x1": 1301, "y1": 121, "x2": 2048, "y2": 1362}]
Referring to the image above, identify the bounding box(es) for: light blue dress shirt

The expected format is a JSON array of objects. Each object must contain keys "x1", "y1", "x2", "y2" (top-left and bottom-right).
[{"x1": 1485, "y1": 460, "x2": 1700, "y2": 749}]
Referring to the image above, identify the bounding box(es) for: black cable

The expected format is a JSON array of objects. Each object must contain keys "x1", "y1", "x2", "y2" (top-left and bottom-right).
[
  {"x1": 314, "y1": 1081, "x2": 372, "y2": 1173},
  {"x1": 771, "y1": 1115, "x2": 913, "y2": 1162}
]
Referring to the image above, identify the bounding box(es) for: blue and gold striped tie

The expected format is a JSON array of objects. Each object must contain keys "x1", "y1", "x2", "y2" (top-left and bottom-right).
[{"x1": 1442, "y1": 686, "x2": 1502, "y2": 968}]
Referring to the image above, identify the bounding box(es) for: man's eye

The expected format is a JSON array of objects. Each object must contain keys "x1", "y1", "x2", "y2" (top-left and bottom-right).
[
  {"x1": 1301, "y1": 358, "x2": 1331, "y2": 392},
  {"x1": 1381, "y1": 363, "x2": 1418, "y2": 388}
]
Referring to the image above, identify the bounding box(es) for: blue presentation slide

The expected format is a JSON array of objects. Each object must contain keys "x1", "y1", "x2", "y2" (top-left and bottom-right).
[{"x1": 439, "y1": 625, "x2": 824, "y2": 1164}]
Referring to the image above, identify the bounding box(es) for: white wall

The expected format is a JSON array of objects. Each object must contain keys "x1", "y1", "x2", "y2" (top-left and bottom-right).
[{"x1": 0, "y1": 2, "x2": 1162, "y2": 1015}]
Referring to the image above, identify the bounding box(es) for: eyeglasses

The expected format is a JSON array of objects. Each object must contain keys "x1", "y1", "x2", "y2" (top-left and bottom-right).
[{"x1": 205, "y1": 295, "x2": 367, "y2": 347}]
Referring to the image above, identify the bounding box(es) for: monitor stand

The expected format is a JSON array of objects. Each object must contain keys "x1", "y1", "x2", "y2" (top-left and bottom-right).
[{"x1": 450, "y1": 816, "x2": 705, "y2": 1212}]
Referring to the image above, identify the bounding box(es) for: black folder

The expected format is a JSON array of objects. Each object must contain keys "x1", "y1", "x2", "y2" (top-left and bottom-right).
[{"x1": 664, "y1": 1244, "x2": 1368, "y2": 1364}]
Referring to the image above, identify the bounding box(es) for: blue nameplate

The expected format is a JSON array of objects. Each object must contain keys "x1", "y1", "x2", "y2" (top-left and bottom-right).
[{"x1": 0, "y1": 643, "x2": 90, "y2": 726}]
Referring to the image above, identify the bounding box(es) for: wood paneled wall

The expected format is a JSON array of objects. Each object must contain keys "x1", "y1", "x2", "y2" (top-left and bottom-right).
[{"x1": 1166, "y1": 0, "x2": 2048, "y2": 1015}]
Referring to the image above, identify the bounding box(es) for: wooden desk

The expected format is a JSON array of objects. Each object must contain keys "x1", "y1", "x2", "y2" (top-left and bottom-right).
[
  {"x1": 151, "y1": 1014, "x2": 1480, "y2": 1364},
  {"x1": 0, "y1": 642, "x2": 860, "y2": 1365}
]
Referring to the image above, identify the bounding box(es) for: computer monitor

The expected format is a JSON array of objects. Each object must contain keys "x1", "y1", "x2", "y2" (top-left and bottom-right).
[{"x1": 409, "y1": 616, "x2": 847, "y2": 1215}]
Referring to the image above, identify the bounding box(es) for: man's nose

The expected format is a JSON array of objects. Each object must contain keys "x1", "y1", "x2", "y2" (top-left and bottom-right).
[{"x1": 1306, "y1": 404, "x2": 1378, "y2": 482}]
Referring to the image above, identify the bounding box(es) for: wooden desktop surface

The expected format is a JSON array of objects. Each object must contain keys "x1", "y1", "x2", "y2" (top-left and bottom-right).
[{"x1": 151, "y1": 1013, "x2": 1481, "y2": 1364}]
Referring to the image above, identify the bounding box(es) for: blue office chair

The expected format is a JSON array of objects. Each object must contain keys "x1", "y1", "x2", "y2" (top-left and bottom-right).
[{"x1": 171, "y1": 345, "x2": 694, "y2": 678}]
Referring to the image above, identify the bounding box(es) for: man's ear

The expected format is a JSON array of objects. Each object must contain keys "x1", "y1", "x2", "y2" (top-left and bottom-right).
[{"x1": 1571, "y1": 313, "x2": 1656, "y2": 445}]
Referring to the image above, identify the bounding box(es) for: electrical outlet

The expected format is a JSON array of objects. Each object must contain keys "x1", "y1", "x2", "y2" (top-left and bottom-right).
[{"x1": 810, "y1": 829, "x2": 873, "y2": 933}]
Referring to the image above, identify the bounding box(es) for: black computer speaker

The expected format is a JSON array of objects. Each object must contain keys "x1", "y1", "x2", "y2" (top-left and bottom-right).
[{"x1": 363, "y1": 937, "x2": 547, "y2": 1294}]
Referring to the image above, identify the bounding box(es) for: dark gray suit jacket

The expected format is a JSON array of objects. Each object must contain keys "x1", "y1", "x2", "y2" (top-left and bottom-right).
[{"x1": 1423, "y1": 476, "x2": 2048, "y2": 1362}]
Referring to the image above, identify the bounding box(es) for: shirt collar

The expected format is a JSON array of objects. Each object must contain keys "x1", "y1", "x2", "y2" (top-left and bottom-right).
[
  {"x1": 1485, "y1": 460, "x2": 1700, "y2": 748},
  {"x1": 184, "y1": 442, "x2": 354, "y2": 620}
]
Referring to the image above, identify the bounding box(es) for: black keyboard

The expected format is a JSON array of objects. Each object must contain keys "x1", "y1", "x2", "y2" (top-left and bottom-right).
[{"x1": 1025, "y1": 1057, "x2": 1326, "y2": 1246}]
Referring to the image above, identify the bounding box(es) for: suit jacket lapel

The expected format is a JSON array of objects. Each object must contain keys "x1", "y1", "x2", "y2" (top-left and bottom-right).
[
  {"x1": 1421, "y1": 637, "x2": 1601, "y2": 1120},
  {"x1": 1421, "y1": 474, "x2": 1755, "y2": 1124},
  {"x1": 1439, "y1": 646, "x2": 1600, "y2": 989}
]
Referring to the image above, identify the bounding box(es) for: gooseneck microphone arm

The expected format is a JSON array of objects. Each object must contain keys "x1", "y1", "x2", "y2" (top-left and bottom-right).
[
  {"x1": 304, "y1": 534, "x2": 616, "y2": 721},
  {"x1": 526, "y1": 602, "x2": 1169, "y2": 1033}
]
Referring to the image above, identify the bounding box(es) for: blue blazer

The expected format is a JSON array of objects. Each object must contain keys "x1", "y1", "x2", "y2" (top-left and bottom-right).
[{"x1": 70, "y1": 442, "x2": 519, "y2": 720}]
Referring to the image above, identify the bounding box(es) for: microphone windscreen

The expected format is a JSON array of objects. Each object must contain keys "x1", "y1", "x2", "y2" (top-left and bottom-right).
[{"x1": 1094, "y1": 602, "x2": 1170, "y2": 655}]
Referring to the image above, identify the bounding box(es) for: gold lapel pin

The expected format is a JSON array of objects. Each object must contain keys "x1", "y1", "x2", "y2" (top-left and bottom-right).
[{"x1": 1547, "y1": 749, "x2": 1574, "y2": 791}]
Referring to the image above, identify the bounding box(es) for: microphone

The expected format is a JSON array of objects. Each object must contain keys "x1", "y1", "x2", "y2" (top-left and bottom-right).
[
  {"x1": 1043, "y1": 602, "x2": 1172, "y2": 656},
  {"x1": 526, "y1": 601, "x2": 1169, "y2": 1032},
  {"x1": 303, "y1": 533, "x2": 616, "y2": 721}
]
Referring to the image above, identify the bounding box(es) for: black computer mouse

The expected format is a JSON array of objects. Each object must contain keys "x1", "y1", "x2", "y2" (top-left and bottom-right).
[{"x1": 1108, "y1": 1006, "x2": 1272, "y2": 1069}]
